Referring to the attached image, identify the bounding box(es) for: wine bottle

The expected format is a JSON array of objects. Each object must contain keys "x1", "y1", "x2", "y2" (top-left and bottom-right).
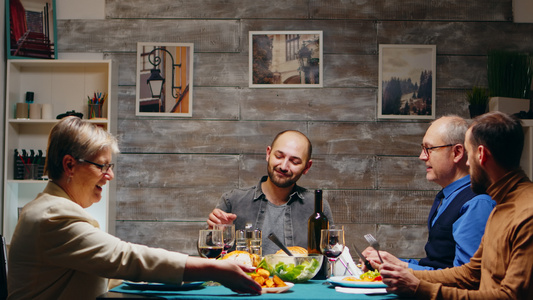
[{"x1": 307, "y1": 189, "x2": 329, "y2": 254}]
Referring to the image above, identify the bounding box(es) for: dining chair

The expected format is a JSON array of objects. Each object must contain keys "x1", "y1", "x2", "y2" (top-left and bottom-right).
[{"x1": 0, "y1": 235, "x2": 7, "y2": 300}]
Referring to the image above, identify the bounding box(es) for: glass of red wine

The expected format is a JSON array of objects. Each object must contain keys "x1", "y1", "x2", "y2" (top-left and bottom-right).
[
  {"x1": 198, "y1": 229, "x2": 224, "y2": 259},
  {"x1": 320, "y1": 225, "x2": 345, "y2": 278},
  {"x1": 214, "y1": 224, "x2": 235, "y2": 257}
]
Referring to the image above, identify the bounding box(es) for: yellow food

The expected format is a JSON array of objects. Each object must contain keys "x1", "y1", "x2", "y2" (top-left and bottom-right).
[
  {"x1": 343, "y1": 276, "x2": 375, "y2": 282},
  {"x1": 221, "y1": 251, "x2": 260, "y2": 267},
  {"x1": 343, "y1": 270, "x2": 383, "y2": 282},
  {"x1": 275, "y1": 246, "x2": 308, "y2": 255},
  {"x1": 249, "y1": 268, "x2": 287, "y2": 288}
]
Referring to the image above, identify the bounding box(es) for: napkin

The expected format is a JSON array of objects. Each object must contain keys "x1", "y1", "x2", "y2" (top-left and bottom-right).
[
  {"x1": 335, "y1": 286, "x2": 388, "y2": 294},
  {"x1": 333, "y1": 247, "x2": 363, "y2": 277}
]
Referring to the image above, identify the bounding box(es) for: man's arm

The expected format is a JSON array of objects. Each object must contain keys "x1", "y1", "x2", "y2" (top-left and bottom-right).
[{"x1": 452, "y1": 195, "x2": 495, "y2": 266}]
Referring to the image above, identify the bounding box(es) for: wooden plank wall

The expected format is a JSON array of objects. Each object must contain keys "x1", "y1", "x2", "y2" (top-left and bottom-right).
[{"x1": 56, "y1": 0, "x2": 533, "y2": 258}]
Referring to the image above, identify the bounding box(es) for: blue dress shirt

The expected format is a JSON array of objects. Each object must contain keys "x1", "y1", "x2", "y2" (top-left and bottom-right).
[{"x1": 403, "y1": 175, "x2": 495, "y2": 270}]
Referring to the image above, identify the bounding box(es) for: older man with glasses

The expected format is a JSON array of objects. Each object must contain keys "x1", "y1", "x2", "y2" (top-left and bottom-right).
[{"x1": 363, "y1": 115, "x2": 495, "y2": 271}]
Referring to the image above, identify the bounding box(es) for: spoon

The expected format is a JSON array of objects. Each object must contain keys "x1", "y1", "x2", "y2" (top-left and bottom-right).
[{"x1": 267, "y1": 233, "x2": 293, "y2": 256}]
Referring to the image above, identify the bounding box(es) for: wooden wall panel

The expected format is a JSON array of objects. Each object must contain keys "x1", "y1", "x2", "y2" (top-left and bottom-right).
[
  {"x1": 309, "y1": 0, "x2": 512, "y2": 21},
  {"x1": 117, "y1": 120, "x2": 305, "y2": 153},
  {"x1": 116, "y1": 186, "x2": 224, "y2": 221},
  {"x1": 378, "y1": 21, "x2": 533, "y2": 55},
  {"x1": 106, "y1": 0, "x2": 310, "y2": 19},
  {"x1": 377, "y1": 157, "x2": 437, "y2": 190},
  {"x1": 116, "y1": 154, "x2": 240, "y2": 188},
  {"x1": 115, "y1": 221, "x2": 204, "y2": 254},
  {"x1": 57, "y1": 20, "x2": 241, "y2": 52},
  {"x1": 309, "y1": 122, "x2": 428, "y2": 156},
  {"x1": 51, "y1": 0, "x2": 531, "y2": 261}
]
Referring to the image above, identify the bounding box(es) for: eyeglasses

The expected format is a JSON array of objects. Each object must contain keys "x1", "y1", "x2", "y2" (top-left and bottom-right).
[
  {"x1": 420, "y1": 144, "x2": 454, "y2": 157},
  {"x1": 78, "y1": 158, "x2": 114, "y2": 173}
]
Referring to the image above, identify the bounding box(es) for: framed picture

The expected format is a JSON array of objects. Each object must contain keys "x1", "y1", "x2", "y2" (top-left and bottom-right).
[
  {"x1": 378, "y1": 44, "x2": 436, "y2": 119},
  {"x1": 249, "y1": 31, "x2": 323, "y2": 88},
  {"x1": 6, "y1": 0, "x2": 57, "y2": 59},
  {"x1": 136, "y1": 42, "x2": 194, "y2": 117}
]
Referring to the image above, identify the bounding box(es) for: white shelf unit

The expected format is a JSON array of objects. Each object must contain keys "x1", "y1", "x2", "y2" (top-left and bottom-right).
[{"x1": 3, "y1": 59, "x2": 117, "y2": 243}]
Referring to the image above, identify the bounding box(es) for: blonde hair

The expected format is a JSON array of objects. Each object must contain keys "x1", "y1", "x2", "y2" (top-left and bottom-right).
[{"x1": 45, "y1": 116, "x2": 119, "y2": 180}]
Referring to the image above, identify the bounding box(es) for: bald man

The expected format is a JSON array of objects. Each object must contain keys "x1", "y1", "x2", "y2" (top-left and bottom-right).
[
  {"x1": 207, "y1": 130, "x2": 333, "y2": 255},
  {"x1": 363, "y1": 116, "x2": 495, "y2": 270}
]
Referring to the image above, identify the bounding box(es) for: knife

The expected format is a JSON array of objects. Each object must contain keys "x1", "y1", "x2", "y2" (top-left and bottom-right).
[
  {"x1": 268, "y1": 233, "x2": 294, "y2": 256},
  {"x1": 352, "y1": 244, "x2": 375, "y2": 271}
]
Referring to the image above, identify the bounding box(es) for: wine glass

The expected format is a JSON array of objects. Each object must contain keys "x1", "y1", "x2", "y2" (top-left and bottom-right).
[
  {"x1": 320, "y1": 225, "x2": 345, "y2": 278},
  {"x1": 198, "y1": 229, "x2": 224, "y2": 259},
  {"x1": 214, "y1": 224, "x2": 235, "y2": 256}
]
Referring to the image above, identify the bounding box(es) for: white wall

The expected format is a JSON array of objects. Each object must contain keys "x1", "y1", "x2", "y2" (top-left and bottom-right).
[{"x1": 56, "y1": 0, "x2": 105, "y2": 20}]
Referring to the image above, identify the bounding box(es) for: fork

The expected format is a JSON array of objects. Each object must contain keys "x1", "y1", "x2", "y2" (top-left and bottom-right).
[{"x1": 364, "y1": 234, "x2": 384, "y2": 263}]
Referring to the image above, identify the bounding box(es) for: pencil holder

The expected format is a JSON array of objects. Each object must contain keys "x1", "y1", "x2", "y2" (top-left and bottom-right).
[{"x1": 88, "y1": 104, "x2": 102, "y2": 119}]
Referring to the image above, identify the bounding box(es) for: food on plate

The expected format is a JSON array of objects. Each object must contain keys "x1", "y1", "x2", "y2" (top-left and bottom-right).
[
  {"x1": 275, "y1": 246, "x2": 308, "y2": 255},
  {"x1": 220, "y1": 250, "x2": 261, "y2": 267},
  {"x1": 343, "y1": 270, "x2": 383, "y2": 282},
  {"x1": 249, "y1": 267, "x2": 287, "y2": 288}
]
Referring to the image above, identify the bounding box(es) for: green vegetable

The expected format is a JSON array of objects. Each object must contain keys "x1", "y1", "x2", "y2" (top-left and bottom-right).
[
  {"x1": 266, "y1": 258, "x2": 320, "y2": 282},
  {"x1": 360, "y1": 270, "x2": 381, "y2": 280},
  {"x1": 257, "y1": 258, "x2": 274, "y2": 274}
]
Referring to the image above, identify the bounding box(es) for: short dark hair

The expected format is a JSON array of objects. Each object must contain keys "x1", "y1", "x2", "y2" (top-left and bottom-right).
[
  {"x1": 469, "y1": 112, "x2": 524, "y2": 170},
  {"x1": 271, "y1": 130, "x2": 312, "y2": 161}
]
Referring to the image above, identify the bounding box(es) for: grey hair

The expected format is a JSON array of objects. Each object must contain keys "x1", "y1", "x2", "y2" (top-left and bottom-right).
[
  {"x1": 45, "y1": 116, "x2": 120, "y2": 180},
  {"x1": 434, "y1": 115, "x2": 469, "y2": 145}
]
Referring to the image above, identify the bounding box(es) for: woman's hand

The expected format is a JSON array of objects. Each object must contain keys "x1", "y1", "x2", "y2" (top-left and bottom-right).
[{"x1": 184, "y1": 257, "x2": 261, "y2": 294}]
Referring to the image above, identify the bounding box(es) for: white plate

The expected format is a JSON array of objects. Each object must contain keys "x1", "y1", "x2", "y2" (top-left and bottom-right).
[
  {"x1": 261, "y1": 282, "x2": 294, "y2": 293},
  {"x1": 123, "y1": 281, "x2": 204, "y2": 290},
  {"x1": 327, "y1": 276, "x2": 386, "y2": 288}
]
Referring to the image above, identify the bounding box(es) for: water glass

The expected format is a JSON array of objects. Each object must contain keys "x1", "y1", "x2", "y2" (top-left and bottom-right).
[
  {"x1": 247, "y1": 229, "x2": 262, "y2": 257},
  {"x1": 235, "y1": 229, "x2": 248, "y2": 252}
]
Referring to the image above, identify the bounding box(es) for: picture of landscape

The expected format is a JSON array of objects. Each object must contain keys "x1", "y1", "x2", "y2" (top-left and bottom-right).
[{"x1": 378, "y1": 45, "x2": 436, "y2": 119}]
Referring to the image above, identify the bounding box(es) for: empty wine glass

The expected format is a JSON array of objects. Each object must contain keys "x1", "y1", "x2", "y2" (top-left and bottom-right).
[
  {"x1": 320, "y1": 225, "x2": 345, "y2": 278},
  {"x1": 197, "y1": 229, "x2": 224, "y2": 259},
  {"x1": 214, "y1": 224, "x2": 235, "y2": 256}
]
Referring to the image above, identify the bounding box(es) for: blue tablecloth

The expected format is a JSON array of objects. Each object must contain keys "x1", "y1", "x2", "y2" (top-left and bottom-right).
[{"x1": 110, "y1": 280, "x2": 400, "y2": 299}]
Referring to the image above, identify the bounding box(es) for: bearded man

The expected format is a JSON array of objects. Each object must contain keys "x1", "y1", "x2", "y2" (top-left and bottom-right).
[{"x1": 207, "y1": 130, "x2": 333, "y2": 255}]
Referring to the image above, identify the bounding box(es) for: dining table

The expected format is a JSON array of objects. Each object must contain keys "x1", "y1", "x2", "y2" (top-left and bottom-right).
[{"x1": 96, "y1": 280, "x2": 404, "y2": 300}]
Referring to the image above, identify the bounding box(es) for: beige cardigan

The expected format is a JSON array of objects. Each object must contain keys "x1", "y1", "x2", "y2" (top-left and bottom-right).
[{"x1": 7, "y1": 181, "x2": 188, "y2": 300}]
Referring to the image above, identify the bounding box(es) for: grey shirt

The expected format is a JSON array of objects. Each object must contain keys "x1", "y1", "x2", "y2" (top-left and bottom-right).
[{"x1": 215, "y1": 176, "x2": 334, "y2": 255}]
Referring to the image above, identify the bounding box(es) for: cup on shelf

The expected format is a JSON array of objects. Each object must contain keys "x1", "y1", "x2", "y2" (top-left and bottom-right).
[
  {"x1": 29, "y1": 103, "x2": 42, "y2": 119},
  {"x1": 88, "y1": 104, "x2": 102, "y2": 119},
  {"x1": 41, "y1": 104, "x2": 53, "y2": 119},
  {"x1": 15, "y1": 103, "x2": 28, "y2": 119},
  {"x1": 23, "y1": 164, "x2": 39, "y2": 180}
]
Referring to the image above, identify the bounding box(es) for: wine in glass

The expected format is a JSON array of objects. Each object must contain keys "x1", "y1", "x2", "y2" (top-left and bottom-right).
[
  {"x1": 198, "y1": 229, "x2": 224, "y2": 259},
  {"x1": 214, "y1": 224, "x2": 235, "y2": 256},
  {"x1": 320, "y1": 225, "x2": 345, "y2": 278}
]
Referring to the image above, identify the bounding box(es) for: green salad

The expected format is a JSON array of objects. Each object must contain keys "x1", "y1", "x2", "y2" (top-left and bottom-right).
[{"x1": 258, "y1": 257, "x2": 321, "y2": 283}]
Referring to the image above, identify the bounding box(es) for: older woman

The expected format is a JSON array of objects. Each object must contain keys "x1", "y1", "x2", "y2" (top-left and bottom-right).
[{"x1": 7, "y1": 117, "x2": 261, "y2": 299}]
